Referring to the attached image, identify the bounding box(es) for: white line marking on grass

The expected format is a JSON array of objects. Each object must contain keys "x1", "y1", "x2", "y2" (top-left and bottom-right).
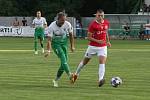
[
  {"x1": 0, "y1": 50, "x2": 33, "y2": 52},
  {"x1": 0, "y1": 49, "x2": 150, "y2": 52},
  {"x1": 109, "y1": 49, "x2": 150, "y2": 52}
]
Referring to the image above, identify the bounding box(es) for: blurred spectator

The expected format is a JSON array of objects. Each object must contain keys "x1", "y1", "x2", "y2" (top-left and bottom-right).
[
  {"x1": 143, "y1": 3, "x2": 147, "y2": 12},
  {"x1": 139, "y1": 24, "x2": 145, "y2": 40},
  {"x1": 13, "y1": 17, "x2": 20, "y2": 26},
  {"x1": 76, "y1": 19, "x2": 82, "y2": 38},
  {"x1": 148, "y1": 5, "x2": 150, "y2": 12},
  {"x1": 22, "y1": 17, "x2": 27, "y2": 26},
  {"x1": 146, "y1": 6, "x2": 149, "y2": 13},
  {"x1": 123, "y1": 22, "x2": 130, "y2": 40},
  {"x1": 144, "y1": 20, "x2": 150, "y2": 40},
  {"x1": 142, "y1": 3, "x2": 150, "y2": 14}
]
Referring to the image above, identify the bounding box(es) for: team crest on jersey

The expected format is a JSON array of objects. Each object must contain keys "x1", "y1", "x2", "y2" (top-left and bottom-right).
[{"x1": 55, "y1": 30, "x2": 61, "y2": 35}]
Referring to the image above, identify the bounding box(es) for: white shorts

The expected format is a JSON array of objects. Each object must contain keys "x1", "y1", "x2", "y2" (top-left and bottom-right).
[{"x1": 84, "y1": 46, "x2": 107, "y2": 58}]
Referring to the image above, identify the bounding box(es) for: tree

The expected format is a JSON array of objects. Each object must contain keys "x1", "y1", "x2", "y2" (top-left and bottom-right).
[
  {"x1": 0, "y1": 0, "x2": 145, "y2": 17},
  {"x1": 15, "y1": 0, "x2": 40, "y2": 16},
  {"x1": 0, "y1": 0, "x2": 18, "y2": 16},
  {"x1": 38, "y1": 0, "x2": 85, "y2": 23}
]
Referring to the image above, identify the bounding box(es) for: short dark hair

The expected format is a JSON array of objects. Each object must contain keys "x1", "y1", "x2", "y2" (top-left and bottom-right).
[
  {"x1": 57, "y1": 12, "x2": 67, "y2": 19},
  {"x1": 97, "y1": 9, "x2": 104, "y2": 13}
]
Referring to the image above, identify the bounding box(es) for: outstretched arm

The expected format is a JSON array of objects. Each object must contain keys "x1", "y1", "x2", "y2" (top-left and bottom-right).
[
  {"x1": 106, "y1": 32, "x2": 111, "y2": 47},
  {"x1": 69, "y1": 32, "x2": 75, "y2": 52},
  {"x1": 45, "y1": 36, "x2": 52, "y2": 57}
]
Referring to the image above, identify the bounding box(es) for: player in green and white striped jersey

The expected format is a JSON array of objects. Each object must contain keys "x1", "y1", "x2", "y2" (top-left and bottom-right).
[
  {"x1": 32, "y1": 11, "x2": 47, "y2": 54},
  {"x1": 45, "y1": 12, "x2": 75, "y2": 87}
]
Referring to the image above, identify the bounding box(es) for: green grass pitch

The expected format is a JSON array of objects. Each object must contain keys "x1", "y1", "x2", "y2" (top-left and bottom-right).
[{"x1": 0, "y1": 37, "x2": 150, "y2": 100}]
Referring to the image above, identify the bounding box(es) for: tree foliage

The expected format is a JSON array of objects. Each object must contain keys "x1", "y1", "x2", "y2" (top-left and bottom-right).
[
  {"x1": 0, "y1": 0, "x2": 18, "y2": 16},
  {"x1": 0, "y1": 0, "x2": 144, "y2": 20}
]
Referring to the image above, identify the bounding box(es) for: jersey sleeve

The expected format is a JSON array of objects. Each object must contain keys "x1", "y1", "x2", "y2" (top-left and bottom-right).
[
  {"x1": 43, "y1": 18, "x2": 47, "y2": 25},
  {"x1": 47, "y1": 24, "x2": 53, "y2": 37},
  {"x1": 88, "y1": 21, "x2": 95, "y2": 33}
]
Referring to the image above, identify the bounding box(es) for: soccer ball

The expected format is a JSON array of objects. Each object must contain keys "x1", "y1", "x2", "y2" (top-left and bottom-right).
[{"x1": 111, "y1": 77, "x2": 122, "y2": 87}]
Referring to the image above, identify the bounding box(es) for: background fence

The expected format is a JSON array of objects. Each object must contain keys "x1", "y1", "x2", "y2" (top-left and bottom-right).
[
  {"x1": 0, "y1": 14, "x2": 150, "y2": 39},
  {"x1": 81, "y1": 14, "x2": 150, "y2": 39}
]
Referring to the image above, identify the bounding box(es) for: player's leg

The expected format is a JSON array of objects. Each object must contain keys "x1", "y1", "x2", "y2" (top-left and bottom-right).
[
  {"x1": 145, "y1": 30, "x2": 149, "y2": 40},
  {"x1": 55, "y1": 64, "x2": 64, "y2": 81},
  {"x1": 61, "y1": 45, "x2": 74, "y2": 80},
  {"x1": 39, "y1": 29, "x2": 45, "y2": 53},
  {"x1": 98, "y1": 56, "x2": 107, "y2": 87},
  {"x1": 39, "y1": 36, "x2": 44, "y2": 53},
  {"x1": 148, "y1": 30, "x2": 150, "y2": 40},
  {"x1": 73, "y1": 46, "x2": 94, "y2": 83},
  {"x1": 62, "y1": 44, "x2": 68, "y2": 61},
  {"x1": 75, "y1": 57, "x2": 90, "y2": 76},
  {"x1": 72, "y1": 57, "x2": 90, "y2": 83},
  {"x1": 52, "y1": 45, "x2": 72, "y2": 81},
  {"x1": 75, "y1": 46, "x2": 94, "y2": 75},
  {"x1": 39, "y1": 38, "x2": 44, "y2": 48},
  {"x1": 97, "y1": 46, "x2": 107, "y2": 87},
  {"x1": 34, "y1": 33, "x2": 38, "y2": 54},
  {"x1": 53, "y1": 64, "x2": 64, "y2": 87}
]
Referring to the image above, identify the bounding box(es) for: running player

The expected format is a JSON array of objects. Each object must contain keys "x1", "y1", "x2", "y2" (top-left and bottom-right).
[
  {"x1": 45, "y1": 12, "x2": 75, "y2": 87},
  {"x1": 32, "y1": 11, "x2": 47, "y2": 54},
  {"x1": 73, "y1": 9, "x2": 111, "y2": 87}
]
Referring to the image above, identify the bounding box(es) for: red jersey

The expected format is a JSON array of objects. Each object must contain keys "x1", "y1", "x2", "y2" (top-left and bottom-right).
[{"x1": 88, "y1": 19, "x2": 109, "y2": 47}]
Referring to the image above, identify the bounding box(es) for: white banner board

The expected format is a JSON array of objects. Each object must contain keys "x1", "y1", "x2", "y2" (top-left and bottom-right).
[{"x1": 0, "y1": 26, "x2": 34, "y2": 37}]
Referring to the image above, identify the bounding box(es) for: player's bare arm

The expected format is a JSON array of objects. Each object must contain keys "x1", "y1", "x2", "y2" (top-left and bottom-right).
[
  {"x1": 106, "y1": 32, "x2": 111, "y2": 47},
  {"x1": 69, "y1": 32, "x2": 75, "y2": 52},
  {"x1": 32, "y1": 23, "x2": 35, "y2": 28},
  {"x1": 45, "y1": 36, "x2": 52, "y2": 57},
  {"x1": 44, "y1": 23, "x2": 47, "y2": 28},
  {"x1": 87, "y1": 32, "x2": 104, "y2": 44}
]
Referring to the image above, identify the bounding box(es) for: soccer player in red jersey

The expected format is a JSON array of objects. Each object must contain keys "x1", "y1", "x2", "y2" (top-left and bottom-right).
[{"x1": 73, "y1": 9, "x2": 111, "y2": 87}]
